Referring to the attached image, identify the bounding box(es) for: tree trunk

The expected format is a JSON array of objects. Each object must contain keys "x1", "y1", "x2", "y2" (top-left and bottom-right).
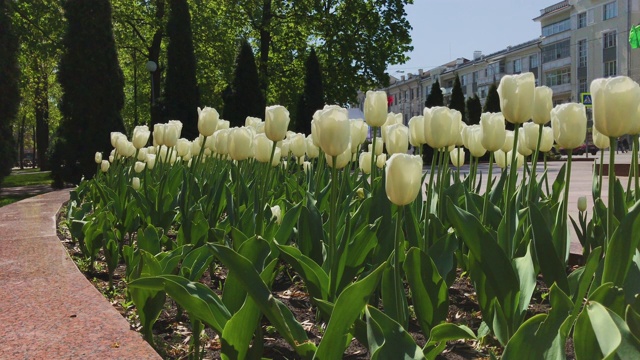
[
  {"x1": 19, "y1": 114, "x2": 26, "y2": 170},
  {"x1": 34, "y1": 69, "x2": 50, "y2": 170},
  {"x1": 148, "y1": 0, "x2": 165, "y2": 127},
  {"x1": 258, "y1": 0, "x2": 272, "y2": 106}
]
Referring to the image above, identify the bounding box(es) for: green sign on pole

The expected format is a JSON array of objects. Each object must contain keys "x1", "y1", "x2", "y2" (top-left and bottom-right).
[{"x1": 581, "y1": 92, "x2": 592, "y2": 108}]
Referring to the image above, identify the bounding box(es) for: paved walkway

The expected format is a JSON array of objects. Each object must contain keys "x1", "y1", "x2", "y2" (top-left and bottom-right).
[{"x1": 0, "y1": 189, "x2": 159, "y2": 359}]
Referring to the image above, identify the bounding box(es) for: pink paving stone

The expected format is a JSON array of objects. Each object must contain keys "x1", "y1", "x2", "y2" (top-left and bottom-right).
[{"x1": 0, "y1": 189, "x2": 160, "y2": 359}]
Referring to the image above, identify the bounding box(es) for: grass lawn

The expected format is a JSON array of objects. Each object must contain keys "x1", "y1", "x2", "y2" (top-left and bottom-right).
[
  {"x1": 2, "y1": 169, "x2": 53, "y2": 187},
  {"x1": 0, "y1": 169, "x2": 54, "y2": 207}
]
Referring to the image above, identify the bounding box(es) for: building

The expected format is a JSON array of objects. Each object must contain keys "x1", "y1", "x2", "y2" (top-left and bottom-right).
[{"x1": 357, "y1": 0, "x2": 640, "y2": 124}]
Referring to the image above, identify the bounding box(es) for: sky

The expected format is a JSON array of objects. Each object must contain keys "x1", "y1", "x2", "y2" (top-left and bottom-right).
[{"x1": 387, "y1": 0, "x2": 552, "y2": 74}]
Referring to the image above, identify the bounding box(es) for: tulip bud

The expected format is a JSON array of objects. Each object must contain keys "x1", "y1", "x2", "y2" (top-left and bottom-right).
[
  {"x1": 551, "y1": 103, "x2": 587, "y2": 150},
  {"x1": 228, "y1": 127, "x2": 254, "y2": 161},
  {"x1": 501, "y1": 130, "x2": 515, "y2": 153},
  {"x1": 253, "y1": 133, "x2": 274, "y2": 163},
  {"x1": 359, "y1": 151, "x2": 372, "y2": 174},
  {"x1": 450, "y1": 147, "x2": 465, "y2": 167},
  {"x1": 279, "y1": 139, "x2": 290, "y2": 158},
  {"x1": 480, "y1": 112, "x2": 506, "y2": 152},
  {"x1": 532, "y1": 86, "x2": 553, "y2": 125},
  {"x1": 197, "y1": 107, "x2": 219, "y2": 137},
  {"x1": 498, "y1": 72, "x2": 535, "y2": 124},
  {"x1": 376, "y1": 153, "x2": 387, "y2": 168},
  {"x1": 303, "y1": 161, "x2": 311, "y2": 173},
  {"x1": 385, "y1": 153, "x2": 423, "y2": 206},
  {"x1": 517, "y1": 129, "x2": 533, "y2": 156},
  {"x1": 176, "y1": 138, "x2": 191, "y2": 158},
  {"x1": 425, "y1": 107, "x2": 455, "y2": 149},
  {"x1": 132, "y1": 126, "x2": 150, "y2": 149},
  {"x1": 539, "y1": 127, "x2": 554, "y2": 152},
  {"x1": 368, "y1": 137, "x2": 384, "y2": 156},
  {"x1": 350, "y1": 119, "x2": 369, "y2": 147},
  {"x1": 134, "y1": 161, "x2": 146, "y2": 173},
  {"x1": 109, "y1": 155, "x2": 114, "y2": 163},
  {"x1": 137, "y1": 147, "x2": 148, "y2": 161},
  {"x1": 145, "y1": 154, "x2": 156, "y2": 170},
  {"x1": 270, "y1": 205, "x2": 282, "y2": 225},
  {"x1": 364, "y1": 90, "x2": 388, "y2": 127},
  {"x1": 592, "y1": 76, "x2": 640, "y2": 137},
  {"x1": 593, "y1": 126, "x2": 610, "y2": 149},
  {"x1": 316, "y1": 105, "x2": 351, "y2": 157},
  {"x1": 356, "y1": 187, "x2": 365, "y2": 199},
  {"x1": 382, "y1": 113, "x2": 403, "y2": 144},
  {"x1": 265, "y1": 105, "x2": 290, "y2": 142},
  {"x1": 495, "y1": 150, "x2": 508, "y2": 168},
  {"x1": 408, "y1": 116, "x2": 426, "y2": 146},
  {"x1": 455, "y1": 121, "x2": 467, "y2": 147},
  {"x1": 95, "y1": 152, "x2": 102, "y2": 164},
  {"x1": 153, "y1": 124, "x2": 165, "y2": 146},
  {"x1": 507, "y1": 150, "x2": 525, "y2": 168},
  {"x1": 214, "y1": 129, "x2": 230, "y2": 156},
  {"x1": 132, "y1": 177, "x2": 141, "y2": 190},
  {"x1": 217, "y1": 120, "x2": 230, "y2": 130},
  {"x1": 523, "y1": 122, "x2": 541, "y2": 152},
  {"x1": 325, "y1": 146, "x2": 352, "y2": 169},
  {"x1": 245, "y1": 116, "x2": 262, "y2": 129},
  {"x1": 164, "y1": 122, "x2": 180, "y2": 148},
  {"x1": 146, "y1": 145, "x2": 156, "y2": 155},
  {"x1": 463, "y1": 125, "x2": 486, "y2": 158},
  {"x1": 577, "y1": 196, "x2": 587, "y2": 212},
  {"x1": 289, "y1": 133, "x2": 306, "y2": 158},
  {"x1": 385, "y1": 123, "x2": 409, "y2": 155},
  {"x1": 305, "y1": 135, "x2": 319, "y2": 158},
  {"x1": 101, "y1": 160, "x2": 110, "y2": 172},
  {"x1": 111, "y1": 132, "x2": 126, "y2": 148}
]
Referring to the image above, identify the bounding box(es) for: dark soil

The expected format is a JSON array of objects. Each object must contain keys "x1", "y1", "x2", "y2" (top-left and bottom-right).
[{"x1": 57, "y1": 206, "x2": 575, "y2": 359}]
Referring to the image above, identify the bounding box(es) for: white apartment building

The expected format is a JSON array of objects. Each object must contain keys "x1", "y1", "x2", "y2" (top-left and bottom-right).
[{"x1": 357, "y1": 0, "x2": 640, "y2": 124}]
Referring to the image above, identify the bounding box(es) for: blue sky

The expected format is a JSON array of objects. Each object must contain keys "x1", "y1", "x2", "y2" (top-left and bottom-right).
[{"x1": 387, "y1": 0, "x2": 551, "y2": 74}]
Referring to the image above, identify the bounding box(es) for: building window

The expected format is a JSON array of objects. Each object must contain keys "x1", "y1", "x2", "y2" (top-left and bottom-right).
[
  {"x1": 545, "y1": 68, "x2": 571, "y2": 86},
  {"x1": 529, "y1": 54, "x2": 538, "y2": 69},
  {"x1": 473, "y1": 71, "x2": 478, "y2": 83},
  {"x1": 603, "y1": 31, "x2": 616, "y2": 48},
  {"x1": 460, "y1": 74, "x2": 467, "y2": 86},
  {"x1": 410, "y1": 89, "x2": 414, "y2": 100},
  {"x1": 577, "y1": 12, "x2": 587, "y2": 28},
  {"x1": 604, "y1": 60, "x2": 617, "y2": 77},
  {"x1": 479, "y1": 86, "x2": 487, "y2": 98},
  {"x1": 513, "y1": 59, "x2": 522, "y2": 74},
  {"x1": 542, "y1": 40, "x2": 571, "y2": 63},
  {"x1": 425, "y1": 86, "x2": 430, "y2": 96},
  {"x1": 603, "y1": 1, "x2": 617, "y2": 20},
  {"x1": 578, "y1": 78, "x2": 588, "y2": 94},
  {"x1": 542, "y1": 18, "x2": 571, "y2": 37},
  {"x1": 578, "y1": 39, "x2": 587, "y2": 68}
]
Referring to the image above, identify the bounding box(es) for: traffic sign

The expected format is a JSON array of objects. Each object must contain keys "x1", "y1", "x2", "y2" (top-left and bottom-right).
[{"x1": 581, "y1": 92, "x2": 592, "y2": 107}]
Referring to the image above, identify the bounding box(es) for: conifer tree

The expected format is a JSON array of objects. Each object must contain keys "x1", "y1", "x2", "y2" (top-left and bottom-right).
[
  {"x1": 295, "y1": 48, "x2": 324, "y2": 135},
  {"x1": 223, "y1": 40, "x2": 265, "y2": 128},
  {"x1": 52, "y1": 0, "x2": 125, "y2": 185},
  {"x1": 425, "y1": 80, "x2": 444, "y2": 107},
  {"x1": 449, "y1": 74, "x2": 466, "y2": 122},
  {"x1": 0, "y1": 0, "x2": 18, "y2": 184},
  {"x1": 164, "y1": 0, "x2": 199, "y2": 138},
  {"x1": 483, "y1": 83, "x2": 501, "y2": 113},
  {"x1": 466, "y1": 94, "x2": 482, "y2": 126}
]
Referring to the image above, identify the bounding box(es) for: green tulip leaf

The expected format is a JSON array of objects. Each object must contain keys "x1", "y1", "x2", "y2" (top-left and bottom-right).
[
  {"x1": 529, "y1": 203, "x2": 570, "y2": 292},
  {"x1": 364, "y1": 306, "x2": 425, "y2": 360},
  {"x1": 277, "y1": 244, "x2": 329, "y2": 301},
  {"x1": 603, "y1": 200, "x2": 640, "y2": 289}
]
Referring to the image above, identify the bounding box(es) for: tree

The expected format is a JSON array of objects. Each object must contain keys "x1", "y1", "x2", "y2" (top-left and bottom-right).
[
  {"x1": 163, "y1": 0, "x2": 199, "y2": 139},
  {"x1": 425, "y1": 80, "x2": 444, "y2": 108},
  {"x1": 295, "y1": 48, "x2": 324, "y2": 135},
  {"x1": 466, "y1": 94, "x2": 482, "y2": 126},
  {"x1": 223, "y1": 40, "x2": 265, "y2": 128},
  {"x1": 449, "y1": 74, "x2": 466, "y2": 122},
  {"x1": 0, "y1": 0, "x2": 19, "y2": 183},
  {"x1": 52, "y1": 0, "x2": 126, "y2": 186},
  {"x1": 483, "y1": 83, "x2": 500, "y2": 113}
]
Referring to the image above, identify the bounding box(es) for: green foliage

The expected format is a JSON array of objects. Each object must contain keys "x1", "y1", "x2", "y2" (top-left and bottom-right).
[
  {"x1": 425, "y1": 80, "x2": 443, "y2": 108},
  {"x1": 483, "y1": 83, "x2": 500, "y2": 113},
  {"x1": 53, "y1": 0, "x2": 126, "y2": 185},
  {"x1": 0, "y1": 0, "x2": 19, "y2": 183},
  {"x1": 294, "y1": 48, "x2": 324, "y2": 135},
  {"x1": 449, "y1": 74, "x2": 465, "y2": 122},
  {"x1": 223, "y1": 40, "x2": 265, "y2": 128},
  {"x1": 466, "y1": 94, "x2": 482, "y2": 126},
  {"x1": 164, "y1": 0, "x2": 199, "y2": 138}
]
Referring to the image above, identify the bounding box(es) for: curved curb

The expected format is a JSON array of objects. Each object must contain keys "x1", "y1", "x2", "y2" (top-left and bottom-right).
[{"x1": 0, "y1": 189, "x2": 160, "y2": 359}]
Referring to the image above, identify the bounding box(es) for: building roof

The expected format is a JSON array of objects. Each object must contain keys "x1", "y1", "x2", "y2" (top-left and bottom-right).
[{"x1": 533, "y1": 0, "x2": 572, "y2": 22}]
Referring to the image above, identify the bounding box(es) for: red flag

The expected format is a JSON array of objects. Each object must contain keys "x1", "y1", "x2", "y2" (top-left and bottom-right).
[{"x1": 387, "y1": 95, "x2": 393, "y2": 107}]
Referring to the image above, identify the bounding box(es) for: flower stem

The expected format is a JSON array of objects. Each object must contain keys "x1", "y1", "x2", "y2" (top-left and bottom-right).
[
  {"x1": 634, "y1": 136, "x2": 639, "y2": 202},
  {"x1": 423, "y1": 149, "x2": 438, "y2": 250},
  {"x1": 328, "y1": 155, "x2": 339, "y2": 301},
  {"x1": 393, "y1": 205, "x2": 407, "y2": 327},
  {"x1": 528, "y1": 124, "x2": 543, "y2": 202},
  {"x1": 607, "y1": 137, "x2": 617, "y2": 254},
  {"x1": 561, "y1": 150, "x2": 573, "y2": 262},
  {"x1": 482, "y1": 152, "x2": 495, "y2": 225}
]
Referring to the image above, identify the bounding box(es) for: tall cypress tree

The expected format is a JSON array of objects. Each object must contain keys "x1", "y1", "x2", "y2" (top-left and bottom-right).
[
  {"x1": 425, "y1": 80, "x2": 444, "y2": 108},
  {"x1": 449, "y1": 74, "x2": 466, "y2": 122},
  {"x1": 0, "y1": 0, "x2": 18, "y2": 184},
  {"x1": 483, "y1": 83, "x2": 501, "y2": 113},
  {"x1": 466, "y1": 94, "x2": 482, "y2": 126},
  {"x1": 164, "y1": 0, "x2": 199, "y2": 138},
  {"x1": 295, "y1": 48, "x2": 324, "y2": 135},
  {"x1": 52, "y1": 0, "x2": 125, "y2": 186},
  {"x1": 223, "y1": 40, "x2": 265, "y2": 128}
]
